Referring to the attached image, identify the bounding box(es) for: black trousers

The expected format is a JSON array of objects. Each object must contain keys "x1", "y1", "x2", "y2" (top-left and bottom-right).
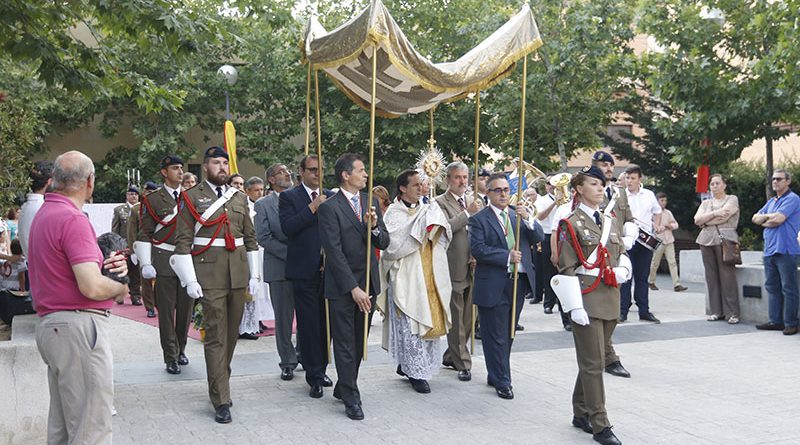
[
  {"x1": 292, "y1": 275, "x2": 328, "y2": 385},
  {"x1": 542, "y1": 234, "x2": 571, "y2": 327},
  {"x1": 330, "y1": 295, "x2": 375, "y2": 406},
  {"x1": 479, "y1": 274, "x2": 528, "y2": 389}
]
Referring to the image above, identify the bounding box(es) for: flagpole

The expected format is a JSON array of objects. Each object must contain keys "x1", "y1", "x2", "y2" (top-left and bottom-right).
[
  {"x1": 511, "y1": 55, "x2": 527, "y2": 339},
  {"x1": 305, "y1": 63, "x2": 312, "y2": 155},
  {"x1": 313, "y1": 68, "x2": 332, "y2": 364}
]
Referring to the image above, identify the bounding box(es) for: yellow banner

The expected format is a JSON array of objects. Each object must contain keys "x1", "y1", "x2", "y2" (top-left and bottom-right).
[{"x1": 224, "y1": 120, "x2": 239, "y2": 174}]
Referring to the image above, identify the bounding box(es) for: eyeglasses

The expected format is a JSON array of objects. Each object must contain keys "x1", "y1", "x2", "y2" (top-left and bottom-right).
[
  {"x1": 772, "y1": 177, "x2": 786, "y2": 182},
  {"x1": 304, "y1": 168, "x2": 320, "y2": 174},
  {"x1": 488, "y1": 187, "x2": 511, "y2": 194}
]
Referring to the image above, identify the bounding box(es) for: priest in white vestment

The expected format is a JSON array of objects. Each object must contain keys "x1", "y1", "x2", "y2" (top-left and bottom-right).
[{"x1": 379, "y1": 169, "x2": 452, "y2": 393}]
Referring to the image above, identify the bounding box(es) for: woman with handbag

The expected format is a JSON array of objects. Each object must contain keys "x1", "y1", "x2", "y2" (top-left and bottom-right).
[{"x1": 694, "y1": 174, "x2": 741, "y2": 324}]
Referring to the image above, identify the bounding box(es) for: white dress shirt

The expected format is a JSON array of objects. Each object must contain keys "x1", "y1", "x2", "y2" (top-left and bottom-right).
[
  {"x1": 534, "y1": 193, "x2": 556, "y2": 235},
  {"x1": 625, "y1": 186, "x2": 661, "y2": 232}
]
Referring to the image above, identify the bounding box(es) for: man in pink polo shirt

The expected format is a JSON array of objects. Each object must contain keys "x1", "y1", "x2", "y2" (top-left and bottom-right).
[{"x1": 28, "y1": 150, "x2": 128, "y2": 445}]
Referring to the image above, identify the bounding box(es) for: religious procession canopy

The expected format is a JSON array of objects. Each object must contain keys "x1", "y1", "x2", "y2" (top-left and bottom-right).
[{"x1": 302, "y1": 0, "x2": 542, "y2": 118}]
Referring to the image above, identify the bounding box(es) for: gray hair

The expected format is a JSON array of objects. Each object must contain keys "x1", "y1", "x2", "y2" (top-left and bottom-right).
[
  {"x1": 245, "y1": 176, "x2": 264, "y2": 190},
  {"x1": 774, "y1": 168, "x2": 791, "y2": 182},
  {"x1": 266, "y1": 163, "x2": 286, "y2": 178},
  {"x1": 52, "y1": 151, "x2": 95, "y2": 192},
  {"x1": 445, "y1": 161, "x2": 469, "y2": 177}
]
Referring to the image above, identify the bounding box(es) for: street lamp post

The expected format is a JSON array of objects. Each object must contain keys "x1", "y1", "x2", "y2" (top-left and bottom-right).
[{"x1": 217, "y1": 64, "x2": 238, "y2": 120}]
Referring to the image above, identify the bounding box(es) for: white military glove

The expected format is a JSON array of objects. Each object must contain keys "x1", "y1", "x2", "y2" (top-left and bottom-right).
[
  {"x1": 170, "y1": 254, "x2": 202, "y2": 299},
  {"x1": 622, "y1": 222, "x2": 638, "y2": 250},
  {"x1": 130, "y1": 253, "x2": 138, "y2": 266},
  {"x1": 141, "y1": 264, "x2": 157, "y2": 280},
  {"x1": 132, "y1": 241, "x2": 153, "y2": 274},
  {"x1": 613, "y1": 254, "x2": 632, "y2": 284},
  {"x1": 570, "y1": 308, "x2": 590, "y2": 326}
]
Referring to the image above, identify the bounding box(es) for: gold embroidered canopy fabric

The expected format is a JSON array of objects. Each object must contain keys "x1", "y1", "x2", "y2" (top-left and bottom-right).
[{"x1": 303, "y1": 0, "x2": 542, "y2": 118}]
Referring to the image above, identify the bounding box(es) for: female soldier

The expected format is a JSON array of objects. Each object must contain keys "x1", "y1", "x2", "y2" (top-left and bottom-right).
[{"x1": 553, "y1": 166, "x2": 631, "y2": 445}]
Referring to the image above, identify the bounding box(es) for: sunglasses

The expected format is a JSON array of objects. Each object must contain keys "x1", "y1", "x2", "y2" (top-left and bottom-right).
[
  {"x1": 772, "y1": 177, "x2": 786, "y2": 182},
  {"x1": 488, "y1": 187, "x2": 511, "y2": 194}
]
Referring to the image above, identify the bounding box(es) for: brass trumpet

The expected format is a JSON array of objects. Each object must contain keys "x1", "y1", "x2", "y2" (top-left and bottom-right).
[
  {"x1": 509, "y1": 160, "x2": 547, "y2": 216},
  {"x1": 549, "y1": 172, "x2": 572, "y2": 205}
]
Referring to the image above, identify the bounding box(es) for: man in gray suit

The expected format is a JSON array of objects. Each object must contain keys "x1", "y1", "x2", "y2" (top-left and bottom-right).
[
  {"x1": 255, "y1": 163, "x2": 297, "y2": 381},
  {"x1": 435, "y1": 162, "x2": 482, "y2": 382}
]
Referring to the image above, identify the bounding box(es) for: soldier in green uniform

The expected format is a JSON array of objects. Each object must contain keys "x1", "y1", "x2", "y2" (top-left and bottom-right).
[
  {"x1": 553, "y1": 166, "x2": 632, "y2": 445},
  {"x1": 133, "y1": 156, "x2": 193, "y2": 375},
  {"x1": 170, "y1": 146, "x2": 259, "y2": 424},
  {"x1": 112, "y1": 186, "x2": 142, "y2": 305},
  {"x1": 591, "y1": 151, "x2": 637, "y2": 379}
]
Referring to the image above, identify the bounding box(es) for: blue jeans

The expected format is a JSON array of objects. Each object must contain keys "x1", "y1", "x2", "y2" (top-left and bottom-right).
[
  {"x1": 620, "y1": 243, "x2": 653, "y2": 317},
  {"x1": 764, "y1": 254, "x2": 800, "y2": 327}
]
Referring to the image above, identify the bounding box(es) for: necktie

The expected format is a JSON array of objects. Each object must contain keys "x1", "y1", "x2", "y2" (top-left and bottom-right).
[
  {"x1": 351, "y1": 194, "x2": 362, "y2": 221},
  {"x1": 594, "y1": 211, "x2": 602, "y2": 227},
  {"x1": 458, "y1": 197, "x2": 466, "y2": 210},
  {"x1": 606, "y1": 187, "x2": 612, "y2": 201},
  {"x1": 423, "y1": 196, "x2": 429, "y2": 204},
  {"x1": 483, "y1": 195, "x2": 489, "y2": 205},
  {"x1": 215, "y1": 186, "x2": 223, "y2": 198},
  {"x1": 311, "y1": 191, "x2": 318, "y2": 201},
  {"x1": 501, "y1": 210, "x2": 516, "y2": 273},
  {"x1": 173, "y1": 190, "x2": 179, "y2": 201}
]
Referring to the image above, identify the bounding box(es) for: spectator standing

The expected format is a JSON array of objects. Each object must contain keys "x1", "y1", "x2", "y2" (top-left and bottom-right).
[
  {"x1": 648, "y1": 192, "x2": 688, "y2": 292},
  {"x1": 694, "y1": 174, "x2": 741, "y2": 324},
  {"x1": 5, "y1": 208, "x2": 19, "y2": 240},
  {"x1": 18, "y1": 160, "x2": 53, "y2": 257},
  {"x1": 752, "y1": 168, "x2": 800, "y2": 335},
  {"x1": 28, "y1": 150, "x2": 128, "y2": 444},
  {"x1": 181, "y1": 172, "x2": 197, "y2": 189}
]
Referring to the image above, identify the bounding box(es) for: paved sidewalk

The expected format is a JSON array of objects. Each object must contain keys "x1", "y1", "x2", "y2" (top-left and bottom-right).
[{"x1": 108, "y1": 275, "x2": 800, "y2": 444}]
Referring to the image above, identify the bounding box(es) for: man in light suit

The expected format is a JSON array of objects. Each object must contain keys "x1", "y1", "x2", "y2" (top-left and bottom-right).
[
  {"x1": 318, "y1": 153, "x2": 389, "y2": 420},
  {"x1": 469, "y1": 173, "x2": 544, "y2": 400},
  {"x1": 435, "y1": 161, "x2": 482, "y2": 382},
  {"x1": 255, "y1": 163, "x2": 297, "y2": 380},
  {"x1": 279, "y1": 155, "x2": 334, "y2": 398}
]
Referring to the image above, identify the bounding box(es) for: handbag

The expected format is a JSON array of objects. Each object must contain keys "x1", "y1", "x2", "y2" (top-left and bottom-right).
[{"x1": 715, "y1": 226, "x2": 742, "y2": 265}]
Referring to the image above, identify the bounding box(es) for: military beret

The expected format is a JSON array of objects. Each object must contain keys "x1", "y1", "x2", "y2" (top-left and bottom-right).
[
  {"x1": 204, "y1": 146, "x2": 229, "y2": 160},
  {"x1": 144, "y1": 181, "x2": 159, "y2": 191},
  {"x1": 127, "y1": 186, "x2": 140, "y2": 194},
  {"x1": 591, "y1": 150, "x2": 614, "y2": 164},
  {"x1": 477, "y1": 168, "x2": 492, "y2": 177},
  {"x1": 160, "y1": 154, "x2": 184, "y2": 169},
  {"x1": 578, "y1": 166, "x2": 605, "y2": 183}
]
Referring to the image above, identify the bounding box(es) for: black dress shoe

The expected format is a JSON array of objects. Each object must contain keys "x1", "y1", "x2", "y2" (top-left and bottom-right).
[
  {"x1": 458, "y1": 369, "x2": 472, "y2": 381},
  {"x1": 396, "y1": 365, "x2": 407, "y2": 377},
  {"x1": 531, "y1": 297, "x2": 543, "y2": 304},
  {"x1": 332, "y1": 386, "x2": 342, "y2": 401},
  {"x1": 618, "y1": 314, "x2": 627, "y2": 323},
  {"x1": 572, "y1": 415, "x2": 593, "y2": 434},
  {"x1": 564, "y1": 324, "x2": 573, "y2": 332},
  {"x1": 515, "y1": 324, "x2": 525, "y2": 331},
  {"x1": 756, "y1": 322, "x2": 785, "y2": 331},
  {"x1": 604, "y1": 361, "x2": 630, "y2": 378},
  {"x1": 345, "y1": 403, "x2": 364, "y2": 420},
  {"x1": 165, "y1": 361, "x2": 181, "y2": 375},
  {"x1": 639, "y1": 313, "x2": 661, "y2": 324},
  {"x1": 116, "y1": 299, "x2": 124, "y2": 305},
  {"x1": 280, "y1": 368, "x2": 294, "y2": 381},
  {"x1": 322, "y1": 374, "x2": 333, "y2": 387},
  {"x1": 131, "y1": 297, "x2": 143, "y2": 306},
  {"x1": 309, "y1": 384, "x2": 323, "y2": 398},
  {"x1": 442, "y1": 360, "x2": 457, "y2": 370},
  {"x1": 408, "y1": 378, "x2": 431, "y2": 394},
  {"x1": 146, "y1": 308, "x2": 156, "y2": 318},
  {"x1": 543, "y1": 306, "x2": 553, "y2": 313},
  {"x1": 593, "y1": 427, "x2": 621, "y2": 445},
  {"x1": 214, "y1": 404, "x2": 232, "y2": 424},
  {"x1": 496, "y1": 387, "x2": 514, "y2": 399},
  {"x1": 238, "y1": 332, "x2": 259, "y2": 340},
  {"x1": 178, "y1": 352, "x2": 189, "y2": 366}
]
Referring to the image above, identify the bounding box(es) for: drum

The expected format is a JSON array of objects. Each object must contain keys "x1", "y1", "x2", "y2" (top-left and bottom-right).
[{"x1": 636, "y1": 227, "x2": 662, "y2": 251}]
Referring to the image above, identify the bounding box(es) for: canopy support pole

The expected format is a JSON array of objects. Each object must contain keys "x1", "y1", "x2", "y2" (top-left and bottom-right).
[
  {"x1": 471, "y1": 91, "x2": 481, "y2": 355},
  {"x1": 305, "y1": 63, "x2": 312, "y2": 155},
  {"x1": 363, "y1": 46, "x2": 379, "y2": 361},
  {"x1": 511, "y1": 55, "x2": 528, "y2": 339},
  {"x1": 314, "y1": 69, "x2": 332, "y2": 364}
]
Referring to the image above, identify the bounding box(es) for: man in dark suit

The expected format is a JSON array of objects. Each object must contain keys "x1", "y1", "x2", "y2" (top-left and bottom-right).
[
  {"x1": 318, "y1": 153, "x2": 389, "y2": 420},
  {"x1": 279, "y1": 155, "x2": 333, "y2": 398},
  {"x1": 469, "y1": 173, "x2": 544, "y2": 400},
  {"x1": 256, "y1": 163, "x2": 297, "y2": 380}
]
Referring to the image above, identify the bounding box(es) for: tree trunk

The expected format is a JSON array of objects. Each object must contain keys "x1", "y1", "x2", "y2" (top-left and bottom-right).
[
  {"x1": 765, "y1": 128, "x2": 773, "y2": 200},
  {"x1": 554, "y1": 115, "x2": 567, "y2": 170}
]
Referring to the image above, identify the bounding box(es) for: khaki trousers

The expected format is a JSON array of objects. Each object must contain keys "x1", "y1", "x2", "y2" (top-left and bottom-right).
[
  {"x1": 442, "y1": 284, "x2": 473, "y2": 371},
  {"x1": 201, "y1": 287, "x2": 245, "y2": 408},
  {"x1": 572, "y1": 317, "x2": 617, "y2": 433},
  {"x1": 700, "y1": 244, "x2": 740, "y2": 317},
  {"x1": 36, "y1": 311, "x2": 113, "y2": 445},
  {"x1": 155, "y1": 275, "x2": 193, "y2": 363},
  {"x1": 648, "y1": 242, "x2": 681, "y2": 287}
]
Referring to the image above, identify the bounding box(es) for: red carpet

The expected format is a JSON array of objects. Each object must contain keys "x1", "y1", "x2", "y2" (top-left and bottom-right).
[{"x1": 112, "y1": 295, "x2": 282, "y2": 341}]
